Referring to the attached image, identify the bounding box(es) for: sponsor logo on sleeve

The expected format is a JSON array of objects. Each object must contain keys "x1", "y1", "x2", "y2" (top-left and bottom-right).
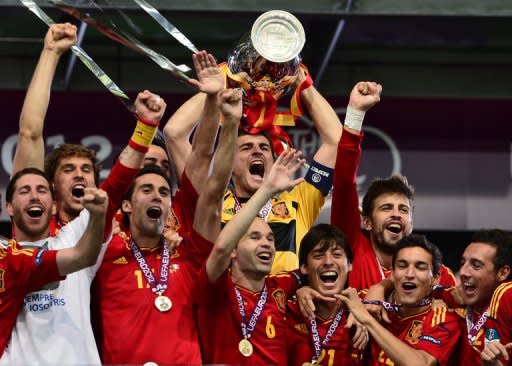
[{"x1": 419, "y1": 335, "x2": 442, "y2": 345}]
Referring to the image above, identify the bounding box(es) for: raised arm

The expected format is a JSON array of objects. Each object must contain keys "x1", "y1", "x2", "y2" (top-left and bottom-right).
[
  {"x1": 182, "y1": 51, "x2": 225, "y2": 193},
  {"x1": 100, "y1": 90, "x2": 166, "y2": 237},
  {"x1": 192, "y1": 88, "x2": 240, "y2": 243},
  {"x1": 330, "y1": 81, "x2": 382, "y2": 242},
  {"x1": 118, "y1": 90, "x2": 167, "y2": 169},
  {"x1": 299, "y1": 71, "x2": 342, "y2": 168},
  {"x1": 56, "y1": 187, "x2": 107, "y2": 275},
  {"x1": 13, "y1": 23, "x2": 77, "y2": 175},
  {"x1": 206, "y1": 149, "x2": 305, "y2": 282},
  {"x1": 163, "y1": 50, "x2": 223, "y2": 188}
]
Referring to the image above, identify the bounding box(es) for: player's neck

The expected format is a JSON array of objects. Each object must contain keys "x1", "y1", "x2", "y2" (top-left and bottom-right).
[
  {"x1": 374, "y1": 248, "x2": 393, "y2": 270},
  {"x1": 316, "y1": 301, "x2": 340, "y2": 321},
  {"x1": 56, "y1": 206, "x2": 78, "y2": 224},
  {"x1": 130, "y1": 228, "x2": 161, "y2": 249},
  {"x1": 233, "y1": 182, "x2": 255, "y2": 200},
  {"x1": 231, "y1": 268, "x2": 266, "y2": 293}
]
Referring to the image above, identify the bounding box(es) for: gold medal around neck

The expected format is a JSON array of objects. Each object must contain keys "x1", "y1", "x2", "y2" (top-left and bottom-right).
[
  {"x1": 238, "y1": 338, "x2": 253, "y2": 357},
  {"x1": 154, "y1": 295, "x2": 172, "y2": 312}
]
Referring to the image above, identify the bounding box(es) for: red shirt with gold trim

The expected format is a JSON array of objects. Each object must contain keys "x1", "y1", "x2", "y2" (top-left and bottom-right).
[
  {"x1": 197, "y1": 270, "x2": 298, "y2": 365},
  {"x1": 0, "y1": 240, "x2": 64, "y2": 356},
  {"x1": 93, "y1": 229, "x2": 210, "y2": 365},
  {"x1": 367, "y1": 306, "x2": 461, "y2": 366},
  {"x1": 286, "y1": 300, "x2": 363, "y2": 366}
]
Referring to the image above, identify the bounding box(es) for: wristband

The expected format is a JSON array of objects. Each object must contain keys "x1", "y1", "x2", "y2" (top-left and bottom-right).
[
  {"x1": 128, "y1": 119, "x2": 158, "y2": 153},
  {"x1": 344, "y1": 106, "x2": 365, "y2": 132}
]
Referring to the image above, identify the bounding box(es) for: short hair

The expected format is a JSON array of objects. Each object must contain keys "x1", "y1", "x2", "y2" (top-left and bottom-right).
[
  {"x1": 298, "y1": 224, "x2": 353, "y2": 267},
  {"x1": 471, "y1": 229, "x2": 512, "y2": 276},
  {"x1": 122, "y1": 165, "x2": 172, "y2": 229},
  {"x1": 361, "y1": 175, "x2": 414, "y2": 217},
  {"x1": 392, "y1": 234, "x2": 442, "y2": 276},
  {"x1": 151, "y1": 129, "x2": 169, "y2": 157},
  {"x1": 6, "y1": 167, "x2": 54, "y2": 203},
  {"x1": 45, "y1": 144, "x2": 100, "y2": 185},
  {"x1": 237, "y1": 128, "x2": 276, "y2": 158}
]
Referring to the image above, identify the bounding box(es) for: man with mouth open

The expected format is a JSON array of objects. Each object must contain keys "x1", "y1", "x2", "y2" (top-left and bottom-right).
[
  {"x1": 331, "y1": 81, "x2": 455, "y2": 290},
  {"x1": 286, "y1": 224, "x2": 365, "y2": 365},
  {"x1": 4, "y1": 23, "x2": 168, "y2": 365},
  {"x1": 0, "y1": 168, "x2": 108, "y2": 358},
  {"x1": 12, "y1": 23, "x2": 165, "y2": 236},
  {"x1": 164, "y1": 69, "x2": 342, "y2": 274},
  {"x1": 197, "y1": 148, "x2": 305, "y2": 365},
  {"x1": 92, "y1": 75, "x2": 243, "y2": 365},
  {"x1": 340, "y1": 234, "x2": 461, "y2": 366},
  {"x1": 450, "y1": 229, "x2": 512, "y2": 366}
]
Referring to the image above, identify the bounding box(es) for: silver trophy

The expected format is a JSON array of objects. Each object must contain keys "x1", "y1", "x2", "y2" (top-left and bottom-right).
[{"x1": 227, "y1": 10, "x2": 306, "y2": 100}]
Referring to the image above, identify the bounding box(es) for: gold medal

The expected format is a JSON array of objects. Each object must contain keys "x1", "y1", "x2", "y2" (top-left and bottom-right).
[
  {"x1": 154, "y1": 295, "x2": 172, "y2": 312},
  {"x1": 238, "y1": 338, "x2": 253, "y2": 357}
]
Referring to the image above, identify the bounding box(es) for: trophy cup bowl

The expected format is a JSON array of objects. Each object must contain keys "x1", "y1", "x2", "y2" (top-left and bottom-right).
[{"x1": 227, "y1": 10, "x2": 306, "y2": 100}]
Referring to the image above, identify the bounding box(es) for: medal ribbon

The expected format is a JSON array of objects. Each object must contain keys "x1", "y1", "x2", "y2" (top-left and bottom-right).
[
  {"x1": 129, "y1": 238, "x2": 170, "y2": 295},
  {"x1": 362, "y1": 297, "x2": 432, "y2": 313},
  {"x1": 20, "y1": 0, "x2": 137, "y2": 115},
  {"x1": 233, "y1": 196, "x2": 272, "y2": 222},
  {"x1": 234, "y1": 284, "x2": 268, "y2": 340},
  {"x1": 308, "y1": 308, "x2": 343, "y2": 362},
  {"x1": 466, "y1": 307, "x2": 489, "y2": 344}
]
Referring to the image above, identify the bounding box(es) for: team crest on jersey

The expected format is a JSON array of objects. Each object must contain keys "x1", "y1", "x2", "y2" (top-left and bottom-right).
[
  {"x1": 272, "y1": 288, "x2": 286, "y2": 313},
  {"x1": 0, "y1": 269, "x2": 5, "y2": 292},
  {"x1": 405, "y1": 320, "x2": 423, "y2": 344}
]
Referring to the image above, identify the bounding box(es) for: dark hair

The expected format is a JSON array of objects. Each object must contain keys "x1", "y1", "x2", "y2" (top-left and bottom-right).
[
  {"x1": 237, "y1": 128, "x2": 276, "y2": 158},
  {"x1": 45, "y1": 144, "x2": 100, "y2": 185},
  {"x1": 471, "y1": 229, "x2": 512, "y2": 276},
  {"x1": 122, "y1": 165, "x2": 172, "y2": 229},
  {"x1": 151, "y1": 129, "x2": 169, "y2": 157},
  {"x1": 298, "y1": 224, "x2": 352, "y2": 267},
  {"x1": 361, "y1": 175, "x2": 414, "y2": 217},
  {"x1": 6, "y1": 167, "x2": 54, "y2": 203},
  {"x1": 392, "y1": 234, "x2": 442, "y2": 276}
]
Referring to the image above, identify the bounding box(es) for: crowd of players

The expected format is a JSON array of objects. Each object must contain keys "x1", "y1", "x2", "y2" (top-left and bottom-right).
[{"x1": 0, "y1": 22, "x2": 511, "y2": 366}]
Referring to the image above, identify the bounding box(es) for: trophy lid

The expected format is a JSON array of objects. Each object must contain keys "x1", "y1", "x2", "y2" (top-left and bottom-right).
[{"x1": 250, "y1": 10, "x2": 305, "y2": 63}]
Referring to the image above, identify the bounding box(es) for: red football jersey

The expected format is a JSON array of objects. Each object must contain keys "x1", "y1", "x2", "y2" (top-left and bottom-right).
[
  {"x1": 488, "y1": 281, "x2": 512, "y2": 347},
  {"x1": 0, "y1": 241, "x2": 64, "y2": 356},
  {"x1": 93, "y1": 228, "x2": 211, "y2": 365},
  {"x1": 331, "y1": 130, "x2": 456, "y2": 290},
  {"x1": 367, "y1": 306, "x2": 461, "y2": 366},
  {"x1": 452, "y1": 285, "x2": 512, "y2": 366},
  {"x1": 197, "y1": 270, "x2": 297, "y2": 365},
  {"x1": 286, "y1": 300, "x2": 363, "y2": 366}
]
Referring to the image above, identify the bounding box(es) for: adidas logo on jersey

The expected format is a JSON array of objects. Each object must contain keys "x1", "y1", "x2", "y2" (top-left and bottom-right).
[{"x1": 113, "y1": 256, "x2": 128, "y2": 264}]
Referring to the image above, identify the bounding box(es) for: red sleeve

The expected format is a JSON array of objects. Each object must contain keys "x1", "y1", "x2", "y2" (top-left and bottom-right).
[
  {"x1": 439, "y1": 265, "x2": 457, "y2": 288},
  {"x1": 10, "y1": 246, "x2": 65, "y2": 292},
  {"x1": 178, "y1": 229, "x2": 213, "y2": 270},
  {"x1": 196, "y1": 266, "x2": 230, "y2": 304},
  {"x1": 99, "y1": 160, "x2": 139, "y2": 238},
  {"x1": 331, "y1": 130, "x2": 364, "y2": 252},
  {"x1": 173, "y1": 172, "x2": 199, "y2": 234},
  {"x1": 413, "y1": 310, "x2": 461, "y2": 365}
]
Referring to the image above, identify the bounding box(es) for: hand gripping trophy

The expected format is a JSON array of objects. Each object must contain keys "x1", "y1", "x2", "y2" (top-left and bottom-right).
[{"x1": 219, "y1": 10, "x2": 313, "y2": 155}]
